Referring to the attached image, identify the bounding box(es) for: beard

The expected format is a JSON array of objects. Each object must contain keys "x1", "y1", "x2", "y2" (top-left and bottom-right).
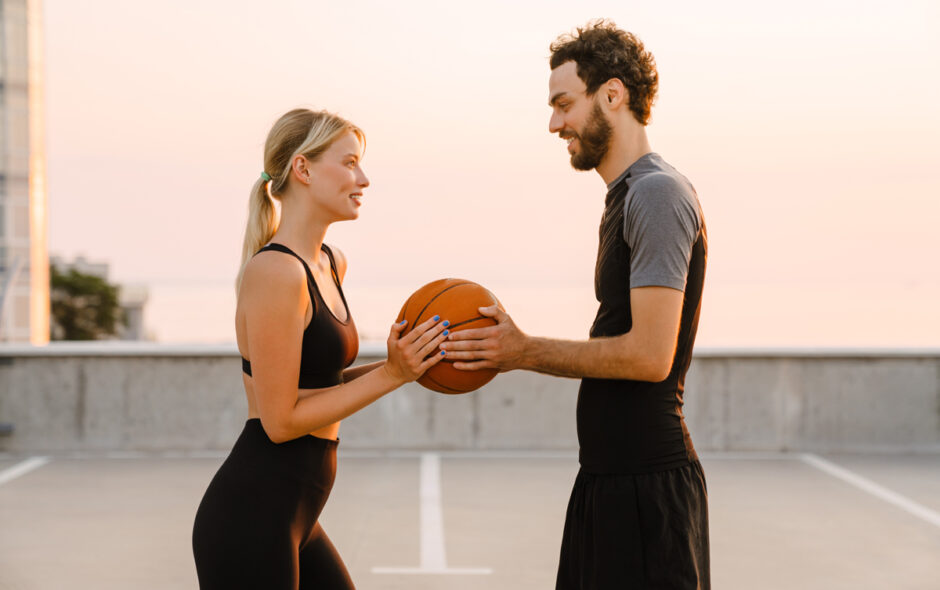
[{"x1": 569, "y1": 101, "x2": 613, "y2": 171}]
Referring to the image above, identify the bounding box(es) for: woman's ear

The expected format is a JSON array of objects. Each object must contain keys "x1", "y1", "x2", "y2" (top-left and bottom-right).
[{"x1": 291, "y1": 155, "x2": 312, "y2": 184}]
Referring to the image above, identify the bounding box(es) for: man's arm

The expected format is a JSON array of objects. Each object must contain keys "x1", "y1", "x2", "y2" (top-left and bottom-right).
[{"x1": 441, "y1": 286, "x2": 683, "y2": 382}]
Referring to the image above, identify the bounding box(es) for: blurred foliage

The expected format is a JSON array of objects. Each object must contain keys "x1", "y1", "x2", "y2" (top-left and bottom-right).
[{"x1": 50, "y1": 265, "x2": 125, "y2": 340}]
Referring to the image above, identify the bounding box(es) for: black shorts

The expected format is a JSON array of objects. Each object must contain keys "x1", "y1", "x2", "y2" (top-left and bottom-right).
[{"x1": 556, "y1": 461, "x2": 710, "y2": 590}]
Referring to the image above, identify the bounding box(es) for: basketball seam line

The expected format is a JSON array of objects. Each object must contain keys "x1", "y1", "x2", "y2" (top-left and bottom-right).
[
  {"x1": 447, "y1": 316, "x2": 490, "y2": 330},
  {"x1": 413, "y1": 281, "x2": 472, "y2": 326},
  {"x1": 424, "y1": 372, "x2": 465, "y2": 393}
]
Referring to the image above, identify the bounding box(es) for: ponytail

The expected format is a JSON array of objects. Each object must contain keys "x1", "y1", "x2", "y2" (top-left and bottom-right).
[{"x1": 236, "y1": 178, "x2": 279, "y2": 292}]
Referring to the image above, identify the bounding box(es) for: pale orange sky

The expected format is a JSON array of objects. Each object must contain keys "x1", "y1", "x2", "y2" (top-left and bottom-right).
[{"x1": 44, "y1": 0, "x2": 940, "y2": 346}]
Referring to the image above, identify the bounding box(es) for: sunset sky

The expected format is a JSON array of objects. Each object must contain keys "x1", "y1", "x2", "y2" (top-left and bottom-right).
[{"x1": 43, "y1": 0, "x2": 940, "y2": 346}]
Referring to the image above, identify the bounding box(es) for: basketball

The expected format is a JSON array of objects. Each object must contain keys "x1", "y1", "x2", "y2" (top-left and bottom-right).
[{"x1": 396, "y1": 279, "x2": 502, "y2": 394}]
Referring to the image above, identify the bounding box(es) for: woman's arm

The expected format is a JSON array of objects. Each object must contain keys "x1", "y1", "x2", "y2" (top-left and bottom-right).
[
  {"x1": 264, "y1": 322, "x2": 445, "y2": 443},
  {"x1": 241, "y1": 252, "x2": 446, "y2": 443},
  {"x1": 296, "y1": 361, "x2": 383, "y2": 401},
  {"x1": 343, "y1": 361, "x2": 384, "y2": 383}
]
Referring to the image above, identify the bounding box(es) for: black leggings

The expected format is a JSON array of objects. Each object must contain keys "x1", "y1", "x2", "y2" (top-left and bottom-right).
[{"x1": 192, "y1": 419, "x2": 354, "y2": 589}]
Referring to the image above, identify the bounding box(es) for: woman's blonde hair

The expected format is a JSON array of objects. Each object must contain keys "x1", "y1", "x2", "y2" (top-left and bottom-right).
[{"x1": 237, "y1": 108, "x2": 364, "y2": 292}]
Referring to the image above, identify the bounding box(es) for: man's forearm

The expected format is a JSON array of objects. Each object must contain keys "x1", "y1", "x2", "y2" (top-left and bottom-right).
[{"x1": 520, "y1": 334, "x2": 668, "y2": 382}]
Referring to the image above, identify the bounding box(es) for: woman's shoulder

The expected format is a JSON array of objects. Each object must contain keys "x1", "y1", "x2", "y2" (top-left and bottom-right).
[{"x1": 241, "y1": 248, "x2": 308, "y2": 297}]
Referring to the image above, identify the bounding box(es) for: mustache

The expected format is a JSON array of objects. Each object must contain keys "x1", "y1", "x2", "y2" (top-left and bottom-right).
[{"x1": 559, "y1": 130, "x2": 578, "y2": 140}]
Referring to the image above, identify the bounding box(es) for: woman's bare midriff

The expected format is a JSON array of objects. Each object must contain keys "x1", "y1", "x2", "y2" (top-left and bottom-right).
[{"x1": 243, "y1": 374, "x2": 341, "y2": 441}]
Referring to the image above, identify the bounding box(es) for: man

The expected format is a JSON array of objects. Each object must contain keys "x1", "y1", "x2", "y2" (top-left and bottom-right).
[{"x1": 441, "y1": 20, "x2": 710, "y2": 589}]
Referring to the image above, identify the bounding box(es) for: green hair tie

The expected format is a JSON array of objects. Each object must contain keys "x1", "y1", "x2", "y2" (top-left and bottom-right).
[{"x1": 260, "y1": 171, "x2": 272, "y2": 182}]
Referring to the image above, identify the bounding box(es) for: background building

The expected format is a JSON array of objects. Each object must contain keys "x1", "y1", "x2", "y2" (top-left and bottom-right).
[{"x1": 0, "y1": 0, "x2": 47, "y2": 343}]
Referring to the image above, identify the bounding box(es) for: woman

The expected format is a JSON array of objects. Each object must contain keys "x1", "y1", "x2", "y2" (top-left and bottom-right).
[{"x1": 192, "y1": 108, "x2": 448, "y2": 589}]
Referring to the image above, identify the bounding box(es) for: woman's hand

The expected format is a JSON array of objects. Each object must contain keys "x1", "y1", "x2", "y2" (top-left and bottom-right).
[{"x1": 383, "y1": 316, "x2": 450, "y2": 384}]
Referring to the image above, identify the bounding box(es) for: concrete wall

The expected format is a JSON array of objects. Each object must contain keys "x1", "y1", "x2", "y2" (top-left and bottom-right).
[{"x1": 0, "y1": 343, "x2": 938, "y2": 453}]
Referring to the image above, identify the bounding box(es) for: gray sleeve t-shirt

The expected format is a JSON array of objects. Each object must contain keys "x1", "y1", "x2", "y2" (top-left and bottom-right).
[{"x1": 622, "y1": 171, "x2": 702, "y2": 292}]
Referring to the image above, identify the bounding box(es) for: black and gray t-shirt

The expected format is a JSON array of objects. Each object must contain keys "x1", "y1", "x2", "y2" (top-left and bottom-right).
[{"x1": 578, "y1": 152, "x2": 707, "y2": 474}]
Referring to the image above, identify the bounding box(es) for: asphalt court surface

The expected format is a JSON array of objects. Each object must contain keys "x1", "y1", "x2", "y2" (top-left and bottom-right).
[{"x1": 1, "y1": 450, "x2": 939, "y2": 589}]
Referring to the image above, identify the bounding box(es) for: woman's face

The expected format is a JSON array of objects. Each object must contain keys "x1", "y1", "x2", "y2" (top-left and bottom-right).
[{"x1": 307, "y1": 131, "x2": 369, "y2": 221}]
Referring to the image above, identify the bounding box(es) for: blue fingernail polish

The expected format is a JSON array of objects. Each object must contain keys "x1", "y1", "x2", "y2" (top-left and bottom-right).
[
  {"x1": 433, "y1": 315, "x2": 440, "y2": 322},
  {"x1": 443, "y1": 330, "x2": 449, "y2": 336},
  {"x1": 443, "y1": 320, "x2": 450, "y2": 327},
  {"x1": 440, "y1": 350, "x2": 446, "y2": 356},
  {"x1": 399, "y1": 320, "x2": 406, "y2": 325}
]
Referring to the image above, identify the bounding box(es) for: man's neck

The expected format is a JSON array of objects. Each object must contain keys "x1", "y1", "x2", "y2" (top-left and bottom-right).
[{"x1": 596, "y1": 125, "x2": 653, "y2": 185}]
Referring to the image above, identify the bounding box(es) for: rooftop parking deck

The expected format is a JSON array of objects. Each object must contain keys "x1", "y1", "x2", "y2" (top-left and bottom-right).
[{"x1": 2, "y1": 449, "x2": 939, "y2": 589}]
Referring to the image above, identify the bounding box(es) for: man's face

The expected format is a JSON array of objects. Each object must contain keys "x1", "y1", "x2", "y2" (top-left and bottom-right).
[{"x1": 548, "y1": 61, "x2": 613, "y2": 171}]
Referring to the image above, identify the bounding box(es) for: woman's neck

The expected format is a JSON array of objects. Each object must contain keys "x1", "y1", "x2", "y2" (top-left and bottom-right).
[{"x1": 270, "y1": 216, "x2": 328, "y2": 264}]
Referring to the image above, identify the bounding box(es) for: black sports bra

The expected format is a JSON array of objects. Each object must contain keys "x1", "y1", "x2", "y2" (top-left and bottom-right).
[{"x1": 241, "y1": 243, "x2": 359, "y2": 388}]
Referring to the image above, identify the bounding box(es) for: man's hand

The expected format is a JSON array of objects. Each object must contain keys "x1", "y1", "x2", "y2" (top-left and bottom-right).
[
  {"x1": 439, "y1": 305, "x2": 528, "y2": 372},
  {"x1": 441, "y1": 287, "x2": 682, "y2": 380}
]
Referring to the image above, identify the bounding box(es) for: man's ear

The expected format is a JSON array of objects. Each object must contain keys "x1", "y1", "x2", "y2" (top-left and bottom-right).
[{"x1": 604, "y1": 78, "x2": 629, "y2": 110}]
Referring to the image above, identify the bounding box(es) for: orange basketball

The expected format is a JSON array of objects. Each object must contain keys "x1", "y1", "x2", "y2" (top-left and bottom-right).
[{"x1": 396, "y1": 279, "x2": 501, "y2": 394}]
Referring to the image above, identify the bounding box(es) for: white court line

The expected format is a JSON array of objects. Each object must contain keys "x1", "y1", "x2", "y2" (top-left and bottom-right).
[
  {"x1": 0, "y1": 456, "x2": 50, "y2": 487},
  {"x1": 801, "y1": 453, "x2": 940, "y2": 529},
  {"x1": 372, "y1": 453, "x2": 493, "y2": 575}
]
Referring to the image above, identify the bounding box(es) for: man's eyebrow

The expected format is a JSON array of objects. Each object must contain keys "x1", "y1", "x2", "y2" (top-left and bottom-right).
[{"x1": 549, "y1": 92, "x2": 568, "y2": 107}]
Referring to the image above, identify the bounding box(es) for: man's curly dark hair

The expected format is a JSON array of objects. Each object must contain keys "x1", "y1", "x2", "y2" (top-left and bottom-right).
[{"x1": 549, "y1": 20, "x2": 659, "y2": 125}]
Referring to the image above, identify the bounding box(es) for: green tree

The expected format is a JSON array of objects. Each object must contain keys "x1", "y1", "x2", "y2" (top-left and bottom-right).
[{"x1": 50, "y1": 265, "x2": 125, "y2": 340}]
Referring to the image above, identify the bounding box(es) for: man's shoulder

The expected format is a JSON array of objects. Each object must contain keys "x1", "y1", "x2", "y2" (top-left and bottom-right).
[
  {"x1": 624, "y1": 160, "x2": 702, "y2": 238},
  {"x1": 628, "y1": 156, "x2": 695, "y2": 198},
  {"x1": 627, "y1": 169, "x2": 697, "y2": 214},
  {"x1": 632, "y1": 171, "x2": 684, "y2": 194}
]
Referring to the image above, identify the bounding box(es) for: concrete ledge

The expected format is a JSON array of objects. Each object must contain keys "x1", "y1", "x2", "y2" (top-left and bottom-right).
[
  {"x1": 4, "y1": 342, "x2": 939, "y2": 358},
  {"x1": 0, "y1": 342, "x2": 243, "y2": 357},
  {"x1": 0, "y1": 345, "x2": 938, "y2": 453}
]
